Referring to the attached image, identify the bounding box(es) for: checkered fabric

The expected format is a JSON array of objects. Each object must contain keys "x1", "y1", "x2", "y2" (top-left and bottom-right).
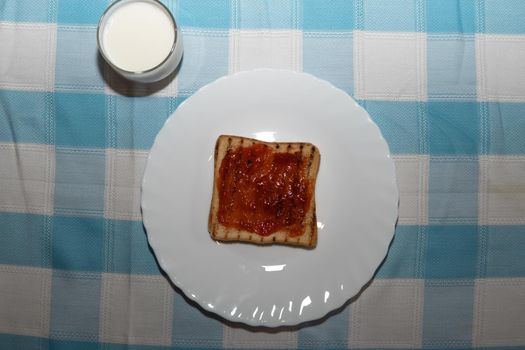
[{"x1": 1, "y1": 0, "x2": 525, "y2": 349}]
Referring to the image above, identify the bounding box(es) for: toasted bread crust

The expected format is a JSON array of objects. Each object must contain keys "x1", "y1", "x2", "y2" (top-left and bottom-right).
[{"x1": 208, "y1": 135, "x2": 320, "y2": 248}]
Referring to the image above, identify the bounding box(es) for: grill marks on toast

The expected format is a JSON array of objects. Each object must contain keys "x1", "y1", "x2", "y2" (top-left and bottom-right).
[
  {"x1": 208, "y1": 135, "x2": 320, "y2": 248},
  {"x1": 285, "y1": 142, "x2": 294, "y2": 244},
  {"x1": 227, "y1": 138, "x2": 242, "y2": 241},
  {"x1": 307, "y1": 146, "x2": 315, "y2": 175},
  {"x1": 211, "y1": 141, "x2": 220, "y2": 239},
  {"x1": 305, "y1": 146, "x2": 318, "y2": 247}
]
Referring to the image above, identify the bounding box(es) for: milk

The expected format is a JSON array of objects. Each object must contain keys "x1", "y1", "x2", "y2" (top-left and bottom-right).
[{"x1": 102, "y1": 1, "x2": 175, "y2": 73}]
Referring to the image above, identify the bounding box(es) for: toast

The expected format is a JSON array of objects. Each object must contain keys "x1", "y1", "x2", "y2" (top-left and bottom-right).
[{"x1": 208, "y1": 135, "x2": 321, "y2": 248}]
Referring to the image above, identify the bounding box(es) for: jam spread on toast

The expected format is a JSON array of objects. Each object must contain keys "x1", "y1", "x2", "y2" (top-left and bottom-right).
[{"x1": 217, "y1": 143, "x2": 312, "y2": 237}]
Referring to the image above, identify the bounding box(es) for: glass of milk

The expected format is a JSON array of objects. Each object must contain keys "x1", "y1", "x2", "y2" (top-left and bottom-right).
[{"x1": 97, "y1": 0, "x2": 183, "y2": 83}]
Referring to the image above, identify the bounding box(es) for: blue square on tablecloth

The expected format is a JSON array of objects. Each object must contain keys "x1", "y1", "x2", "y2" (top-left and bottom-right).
[
  {"x1": 57, "y1": 0, "x2": 108, "y2": 25},
  {"x1": 55, "y1": 148, "x2": 105, "y2": 216},
  {"x1": 0, "y1": 334, "x2": 42, "y2": 349},
  {"x1": 237, "y1": 0, "x2": 296, "y2": 29},
  {"x1": 106, "y1": 220, "x2": 160, "y2": 275},
  {"x1": 375, "y1": 226, "x2": 419, "y2": 278},
  {"x1": 171, "y1": 294, "x2": 224, "y2": 348},
  {"x1": 56, "y1": 93, "x2": 106, "y2": 148},
  {"x1": 0, "y1": 0, "x2": 50, "y2": 22},
  {"x1": 0, "y1": 213, "x2": 48, "y2": 267},
  {"x1": 425, "y1": 225, "x2": 478, "y2": 278},
  {"x1": 428, "y1": 102, "x2": 479, "y2": 155},
  {"x1": 0, "y1": 91, "x2": 48, "y2": 144},
  {"x1": 302, "y1": 0, "x2": 354, "y2": 30},
  {"x1": 54, "y1": 148, "x2": 105, "y2": 216},
  {"x1": 426, "y1": 0, "x2": 475, "y2": 33},
  {"x1": 113, "y1": 96, "x2": 173, "y2": 150},
  {"x1": 429, "y1": 158, "x2": 478, "y2": 224},
  {"x1": 49, "y1": 340, "x2": 99, "y2": 350},
  {"x1": 363, "y1": 0, "x2": 417, "y2": 32},
  {"x1": 177, "y1": 0, "x2": 231, "y2": 28},
  {"x1": 303, "y1": 32, "x2": 353, "y2": 94},
  {"x1": 485, "y1": 0, "x2": 525, "y2": 34},
  {"x1": 104, "y1": 343, "x2": 176, "y2": 350},
  {"x1": 423, "y1": 281, "x2": 474, "y2": 346},
  {"x1": 366, "y1": 101, "x2": 421, "y2": 154},
  {"x1": 427, "y1": 36, "x2": 476, "y2": 100},
  {"x1": 55, "y1": 26, "x2": 105, "y2": 92},
  {"x1": 488, "y1": 103, "x2": 525, "y2": 155},
  {"x1": 177, "y1": 31, "x2": 229, "y2": 96},
  {"x1": 52, "y1": 216, "x2": 104, "y2": 272},
  {"x1": 298, "y1": 307, "x2": 349, "y2": 349},
  {"x1": 50, "y1": 271, "x2": 101, "y2": 341},
  {"x1": 486, "y1": 226, "x2": 525, "y2": 277}
]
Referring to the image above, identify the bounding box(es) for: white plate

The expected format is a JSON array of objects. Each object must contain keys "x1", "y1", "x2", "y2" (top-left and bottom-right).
[{"x1": 141, "y1": 69, "x2": 398, "y2": 327}]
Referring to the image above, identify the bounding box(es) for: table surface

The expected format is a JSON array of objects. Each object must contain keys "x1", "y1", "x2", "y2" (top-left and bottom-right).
[{"x1": 1, "y1": 1, "x2": 525, "y2": 349}]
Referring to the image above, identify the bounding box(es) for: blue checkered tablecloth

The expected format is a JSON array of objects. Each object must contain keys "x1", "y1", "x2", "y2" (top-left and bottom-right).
[{"x1": 1, "y1": 0, "x2": 525, "y2": 349}]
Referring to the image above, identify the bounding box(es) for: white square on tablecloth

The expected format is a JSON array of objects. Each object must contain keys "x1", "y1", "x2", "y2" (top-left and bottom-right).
[
  {"x1": 479, "y1": 156, "x2": 525, "y2": 225},
  {"x1": 393, "y1": 155, "x2": 429, "y2": 225},
  {"x1": 223, "y1": 326, "x2": 297, "y2": 349},
  {"x1": 476, "y1": 34, "x2": 525, "y2": 102},
  {"x1": 0, "y1": 143, "x2": 55, "y2": 215},
  {"x1": 473, "y1": 278, "x2": 525, "y2": 346},
  {"x1": 0, "y1": 265, "x2": 52, "y2": 337},
  {"x1": 354, "y1": 31, "x2": 427, "y2": 101},
  {"x1": 349, "y1": 279, "x2": 424, "y2": 348},
  {"x1": 229, "y1": 29, "x2": 302, "y2": 73},
  {"x1": 104, "y1": 149, "x2": 148, "y2": 220},
  {"x1": 0, "y1": 22, "x2": 56, "y2": 91},
  {"x1": 100, "y1": 273, "x2": 174, "y2": 346}
]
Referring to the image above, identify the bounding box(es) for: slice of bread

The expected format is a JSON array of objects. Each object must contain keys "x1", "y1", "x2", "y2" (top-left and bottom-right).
[{"x1": 208, "y1": 135, "x2": 320, "y2": 248}]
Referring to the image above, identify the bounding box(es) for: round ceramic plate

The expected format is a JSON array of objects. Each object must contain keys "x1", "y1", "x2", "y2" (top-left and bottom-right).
[{"x1": 142, "y1": 69, "x2": 398, "y2": 327}]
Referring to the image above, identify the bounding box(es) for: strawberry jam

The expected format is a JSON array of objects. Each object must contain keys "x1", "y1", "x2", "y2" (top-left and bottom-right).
[{"x1": 217, "y1": 143, "x2": 312, "y2": 237}]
